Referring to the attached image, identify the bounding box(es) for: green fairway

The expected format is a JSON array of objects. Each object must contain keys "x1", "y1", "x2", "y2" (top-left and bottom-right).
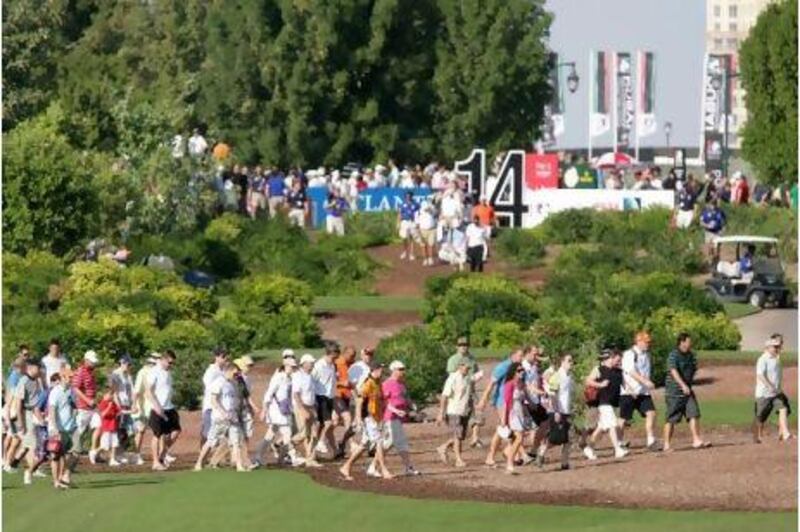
[
  {"x1": 313, "y1": 295, "x2": 424, "y2": 313},
  {"x1": 722, "y1": 302, "x2": 762, "y2": 320},
  {"x1": 2, "y1": 470, "x2": 794, "y2": 532}
]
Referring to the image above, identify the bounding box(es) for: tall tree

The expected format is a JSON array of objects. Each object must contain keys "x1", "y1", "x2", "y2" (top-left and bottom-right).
[
  {"x1": 739, "y1": 0, "x2": 797, "y2": 186},
  {"x1": 434, "y1": 0, "x2": 552, "y2": 161}
]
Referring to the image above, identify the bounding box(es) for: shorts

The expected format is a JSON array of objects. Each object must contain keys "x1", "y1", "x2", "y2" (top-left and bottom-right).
[
  {"x1": 5, "y1": 418, "x2": 20, "y2": 437},
  {"x1": 292, "y1": 408, "x2": 315, "y2": 443},
  {"x1": 117, "y1": 413, "x2": 134, "y2": 436},
  {"x1": 315, "y1": 396, "x2": 334, "y2": 423},
  {"x1": 704, "y1": 230, "x2": 721, "y2": 243},
  {"x1": 265, "y1": 424, "x2": 293, "y2": 445},
  {"x1": 21, "y1": 412, "x2": 42, "y2": 450},
  {"x1": 526, "y1": 403, "x2": 549, "y2": 426},
  {"x1": 148, "y1": 409, "x2": 181, "y2": 437},
  {"x1": 597, "y1": 404, "x2": 620, "y2": 430},
  {"x1": 100, "y1": 431, "x2": 119, "y2": 450},
  {"x1": 419, "y1": 228, "x2": 436, "y2": 246},
  {"x1": 134, "y1": 410, "x2": 151, "y2": 433},
  {"x1": 201, "y1": 409, "x2": 213, "y2": 439},
  {"x1": 250, "y1": 191, "x2": 267, "y2": 211},
  {"x1": 268, "y1": 196, "x2": 285, "y2": 217},
  {"x1": 755, "y1": 394, "x2": 792, "y2": 423},
  {"x1": 583, "y1": 406, "x2": 599, "y2": 430},
  {"x1": 447, "y1": 415, "x2": 469, "y2": 441},
  {"x1": 619, "y1": 395, "x2": 656, "y2": 422},
  {"x1": 383, "y1": 419, "x2": 409, "y2": 453},
  {"x1": 75, "y1": 409, "x2": 96, "y2": 435},
  {"x1": 361, "y1": 417, "x2": 383, "y2": 447},
  {"x1": 399, "y1": 220, "x2": 418, "y2": 240},
  {"x1": 207, "y1": 417, "x2": 241, "y2": 447},
  {"x1": 288, "y1": 209, "x2": 305, "y2": 227},
  {"x1": 333, "y1": 397, "x2": 351, "y2": 416},
  {"x1": 665, "y1": 394, "x2": 701, "y2": 424},
  {"x1": 90, "y1": 413, "x2": 102, "y2": 430},
  {"x1": 676, "y1": 209, "x2": 694, "y2": 229},
  {"x1": 241, "y1": 412, "x2": 254, "y2": 439},
  {"x1": 326, "y1": 216, "x2": 345, "y2": 236}
]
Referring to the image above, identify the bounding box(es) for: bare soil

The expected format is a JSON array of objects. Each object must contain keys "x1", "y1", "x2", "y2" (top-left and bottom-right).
[{"x1": 317, "y1": 310, "x2": 422, "y2": 347}]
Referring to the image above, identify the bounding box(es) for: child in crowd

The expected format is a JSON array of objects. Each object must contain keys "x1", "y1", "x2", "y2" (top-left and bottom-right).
[{"x1": 97, "y1": 386, "x2": 122, "y2": 466}]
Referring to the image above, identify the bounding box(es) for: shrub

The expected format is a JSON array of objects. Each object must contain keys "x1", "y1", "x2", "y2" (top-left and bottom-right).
[
  {"x1": 245, "y1": 305, "x2": 323, "y2": 350},
  {"x1": 155, "y1": 284, "x2": 218, "y2": 322},
  {"x1": 153, "y1": 320, "x2": 216, "y2": 410},
  {"x1": 495, "y1": 228, "x2": 546, "y2": 268},
  {"x1": 422, "y1": 272, "x2": 470, "y2": 322},
  {"x1": 375, "y1": 326, "x2": 449, "y2": 404},
  {"x1": 2, "y1": 251, "x2": 66, "y2": 315},
  {"x1": 346, "y1": 211, "x2": 397, "y2": 247},
  {"x1": 233, "y1": 274, "x2": 314, "y2": 313},
  {"x1": 203, "y1": 213, "x2": 246, "y2": 244},
  {"x1": 538, "y1": 209, "x2": 596, "y2": 243},
  {"x1": 488, "y1": 322, "x2": 529, "y2": 349},
  {"x1": 208, "y1": 308, "x2": 257, "y2": 355},
  {"x1": 70, "y1": 309, "x2": 157, "y2": 365},
  {"x1": 468, "y1": 318, "x2": 496, "y2": 347}
]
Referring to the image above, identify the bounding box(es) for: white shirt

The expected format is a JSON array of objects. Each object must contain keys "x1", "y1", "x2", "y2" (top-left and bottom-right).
[
  {"x1": 348, "y1": 361, "x2": 370, "y2": 393},
  {"x1": 465, "y1": 223, "x2": 488, "y2": 247},
  {"x1": 42, "y1": 354, "x2": 68, "y2": 383},
  {"x1": 312, "y1": 358, "x2": 336, "y2": 398},
  {"x1": 417, "y1": 207, "x2": 437, "y2": 230},
  {"x1": 209, "y1": 377, "x2": 239, "y2": 419},
  {"x1": 202, "y1": 363, "x2": 224, "y2": 411},
  {"x1": 171, "y1": 134, "x2": 185, "y2": 158},
  {"x1": 147, "y1": 365, "x2": 174, "y2": 410},
  {"x1": 440, "y1": 194, "x2": 462, "y2": 218},
  {"x1": 442, "y1": 372, "x2": 472, "y2": 416},
  {"x1": 431, "y1": 171, "x2": 447, "y2": 189},
  {"x1": 187, "y1": 134, "x2": 208, "y2": 156},
  {"x1": 264, "y1": 371, "x2": 293, "y2": 425},
  {"x1": 550, "y1": 368, "x2": 573, "y2": 415},
  {"x1": 292, "y1": 371, "x2": 315, "y2": 407},
  {"x1": 111, "y1": 368, "x2": 134, "y2": 408},
  {"x1": 755, "y1": 352, "x2": 782, "y2": 398},
  {"x1": 621, "y1": 347, "x2": 651, "y2": 396}
]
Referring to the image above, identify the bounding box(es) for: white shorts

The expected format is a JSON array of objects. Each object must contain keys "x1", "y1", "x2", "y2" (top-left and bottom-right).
[
  {"x1": 201, "y1": 409, "x2": 212, "y2": 439},
  {"x1": 361, "y1": 418, "x2": 382, "y2": 447},
  {"x1": 242, "y1": 413, "x2": 255, "y2": 439},
  {"x1": 383, "y1": 419, "x2": 409, "y2": 453},
  {"x1": 100, "y1": 431, "x2": 119, "y2": 450},
  {"x1": 207, "y1": 417, "x2": 242, "y2": 448},
  {"x1": 597, "y1": 405, "x2": 620, "y2": 430},
  {"x1": 398, "y1": 220, "x2": 418, "y2": 240},
  {"x1": 676, "y1": 209, "x2": 694, "y2": 229},
  {"x1": 75, "y1": 409, "x2": 96, "y2": 434},
  {"x1": 326, "y1": 216, "x2": 345, "y2": 236},
  {"x1": 288, "y1": 209, "x2": 305, "y2": 227}
]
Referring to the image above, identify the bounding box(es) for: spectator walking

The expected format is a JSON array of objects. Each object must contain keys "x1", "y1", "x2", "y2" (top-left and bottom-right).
[
  {"x1": 382, "y1": 360, "x2": 420, "y2": 476},
  {"x1": 436, "y1": 358, "x2": 474, "y2": 468},
  {"x1": 267, "y1": 168, "x2": 287, "y2": 218},
  {"x1": 248, "y1": 169, "x2": 267, "y2": 219},
  {"x1": 398, "y1": 192, "x2": 420, "y2": 261},
  {"x1": 585, "y1": 349, "x2": 629, "y2": 459},
  {"x1": 446, "y1": 337, "x2": 484, "y2": 448},
  {"x1": 312, "y1": 345, "x2": 338, "y2": 458},
  {"x1": 501, "y1": 362, "x2": 529, "y2": 475},
  {"x1": 334, "y1": 346, "x2": 357, "y2": 459},
  {"x1": 147, "y1": 350, "x2": 181, "y2": 470},
  {"x1": 256, "y1": 357, "x2": 303, "y2": 467},
  {"x1": 234, "y1": 356, "x2": 258, "y2": 469},
  {"x1": 72, "y1": 350, "x2": 100, "y2": 460},
  {"x1": 416, "y1": 200, "x2": 438, "y2": 266},
  {"x1": 663, "y1": 333, "x2": 711, "y2": 452},
  {"x1": 674, "y1": 182, "x2": 698, "y2": 229},
  {"x1": 201, "y1": 348, "x2": 229, "y2": 445},
  {"x1": 97, "y1": 385, "x2": 122, "y2": 466},
  {"x1": 188, "y1": 129, "x2": 208, "y2": 158},
  {"x1": 286, "y1": 180, "x2": 309, "y2": 227},
  {"x1": 41, "y1": 339, "x2": 68, "y2": 383},
  {"x1": 465, "y1": 216, "x2": 490, "y2": 272},
  {"x1": 620, "y1": 332, "x2": 658, "y2": 450},
  {"x1": 131, "y1": 354, "x2": 157, "y2": 466},
  {"x1": 478, "y1": 349, "x2": 524, "y2": 467},
  {"x1": 325, "y1": 192, "x2": 348, "y2": 236},
  {"x1": 536, "y1": 353, "x2": 576, "y2": 470},
  {"x1": 195, "y1": 364, "x2": 246, "y2": 472},
  {"x1": 3, "y1": 354, "x2": 27, "y2": 472},
  {"x1": 292, "y1": 354, "x2": 321, "y2": 468},
  {"x1": 753, "y1": 334, "x2": 793, "y2": 442},
  {"x1": 16, "y1": 359, "x2": 44, "y2": 485},
  {"x1": 110, "y1": 354, "x2": 135, "y2": 463},
  {"x1": 46, "y1": 371, "x2": 75, "y2": 488},
  {"x1": 700, "y1": 200, "x2": 727, "y2": 257},
  {"x1": 348, "y1": 347, "x2": 375, "y2": 397}
]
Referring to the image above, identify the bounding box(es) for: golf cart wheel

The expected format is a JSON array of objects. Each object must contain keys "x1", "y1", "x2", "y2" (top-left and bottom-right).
[{"x1": 748, "y1": 290, "x2": 766, "y2": 308}]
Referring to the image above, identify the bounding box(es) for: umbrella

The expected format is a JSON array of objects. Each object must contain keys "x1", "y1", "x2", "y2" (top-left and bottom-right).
[{"x1": 593, "y1": 151, "x2": 639, "y2": 169}]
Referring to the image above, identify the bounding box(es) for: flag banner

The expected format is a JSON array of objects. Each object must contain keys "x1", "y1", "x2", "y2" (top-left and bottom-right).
[
  {"x1": 590, "y1": 51, "x2": 612, "y2": 137},
  {"x1": 541, "y1": 53, "x2": 565, "y2": 147},
  {"x1": 616, "y1": 52, "x2": 634, "y2": 147},
  {"x1": 702, "y1": 53, "x2": 730, "y2": 133},
  {"x1": 635, "y1": 51, "x2": 657, "y2": 137}
]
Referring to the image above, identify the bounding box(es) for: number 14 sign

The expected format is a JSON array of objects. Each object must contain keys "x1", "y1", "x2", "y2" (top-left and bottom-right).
[{"x1": 454, "y1": 149, "x2": 558, "y2": 227}]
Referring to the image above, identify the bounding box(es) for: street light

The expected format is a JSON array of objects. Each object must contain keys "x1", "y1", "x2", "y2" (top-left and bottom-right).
[
  {"x1": 559, "y1": 62, "x2": 580, "y2": 93},
  {"x1": 664, "y1": 121, "x2": 673, "y2": 152},
  {"x1": 711, "y1": 68, "x2": 739, "y2": 178}
]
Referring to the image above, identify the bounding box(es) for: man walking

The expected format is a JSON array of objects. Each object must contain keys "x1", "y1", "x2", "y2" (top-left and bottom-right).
[
  {"x1": 16, "y1": 359, "x2": 44, "y2": 485},
  {"x1": 436, "y1": 359, "x2": 473, "y2": 467},
  {"x1": 195, "y1": 364, "x2": 246, "y2": 472},
  {"x1": 334, "y1": 346, "x2": 357, "y2": 459},
  {"x1": 446, "y1": 337, "x2": 484, "y2": 448},
  {"x1": 131, "y1": 354, "x2": 158, "y2": 466},
  {"x1": 382, "y1": 361, "x2": 420, "y2": 475},
  {"x1": 110, "y1": 354, "x2": 135, "y2": 463},
  {"x1": 754, "y1": 334, "x2": 793, "y2": 442},
  {"x1": 312, "y1": 344, "x2": 338, "y2": 458},
  {"x1": 201, "y1": 348, "x2": 229, "y2": 446},
  {"x1": 147, "y1": 350, "x2": 181, "y2": 470},
  {"x1": 41, "y1": 339, "x2": 68, "y2": 383},
  {"x1": 256, "y1": 357, "x2": 303, "y2": 467},
  {"x1": 47, "y1": 371, "x2": 75, "y2": 488},
  {"x1": 72, "y1": 350, "x2": 100, "y2": 460},
  {"x1": 620, "y1": 332, "x2": 658, "y2": 450},
  {"x1": 293, "y1": 354, "x2": 321, "y2": 467},
  {"x1": 477, "y1": 349, "x2": 524, "y2": 466},
  {"x1": 398, "y1": 192, "x2": 420, "y2": 261},
  {"x1": 584, "y1": 349, "x2": 628, "y2": 459},
  {"x1": 663, "y1": 333, "x2": 711, "y2": 452},
  {"x1": 700, "y1": 200, "x2": 726, "y2": 257}
]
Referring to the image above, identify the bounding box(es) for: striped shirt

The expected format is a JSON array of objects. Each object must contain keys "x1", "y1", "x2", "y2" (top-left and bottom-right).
[{"x1": 71, "y1": 363, "x2": 97, "y2": 410}]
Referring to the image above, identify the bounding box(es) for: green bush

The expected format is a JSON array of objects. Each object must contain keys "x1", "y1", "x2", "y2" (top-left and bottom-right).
[
  {"x1": 375, "y1": 326, "x2": 449, "y2": 404},
  {"x1": 422, "y1": 272, "x2": 470, "y2": 322},
  {"x1": 203, "y1": 213, "x2": 247, "y2": 244},
  {"x1": 488, "y1": 322, "x2": 529, "y2": 349},
  {"x1": 722, "y1": 204, "x2": 797, "y2": 259},
  {"x1": 233, "y1": 274, "x2": 315, "y2": 313},
  {"x1": 70, "y1": 309, "x2": 157, "y2": 365},
  {"x1": 468, "y1": 318, "x2": 496, "y2": 347},
  {"x1": 495, "y1": 228, "x2": 546, "y2": 268},
  {"x1": 539, "y1": 209, "x2": 596, "y2": 244},
  {"x1": 153, "y1": 320, "x2": 216, "y2": 410},
  {"x1": 346, "y1": 211, "x2": 397, "y2": 247},
  {"x1": 3, "y1": 251, "x2": 66, "y2": 315},
  {"x1": 155, "y1": 284, "x2": 218, "y2": 322}
]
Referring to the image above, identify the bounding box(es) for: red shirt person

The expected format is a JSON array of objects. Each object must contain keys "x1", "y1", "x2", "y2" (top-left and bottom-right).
[{"x1": 71, "y1": 350, "x2": 99, "y2": 454}]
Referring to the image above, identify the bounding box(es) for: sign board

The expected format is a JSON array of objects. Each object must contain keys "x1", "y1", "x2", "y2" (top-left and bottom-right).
[
  {"x1": 307, "y1": 187, "x2": 433, "y2": 228},
  {"x1": 525, "y1": 189, "x2": 675, "y2": 227},
  {"x1": 561, "y1": 164, "x2": 597, "y2": 189},
  {"x1": 524, "y1": 154, "x2": 559, "y2": 190}
]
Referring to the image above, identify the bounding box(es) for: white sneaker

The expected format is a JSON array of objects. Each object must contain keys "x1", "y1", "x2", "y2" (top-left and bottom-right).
[
  {"x1": 3, "y1": 465, "x2": 17, "y2": 473},
  {"x1": 131, "y1": 454, "x2": 144, "y2": 466},
  {"x1": 366, "y1": 464, "x2": 381, "y2": 478},
  {"x1": 109, "y1": 459, "x2": 122, "y2": 467},
  {"x1": 164, "y1": 454, "x2": 177, "y2": 464},
  {"x1": 400, "y1": 252, "x2": 407, "y2": 260},
  {"x1": 32, "y1": 470, "x2": 47, "y2": 477},
  {"x1": 117, "y1": 457, "x2": 128, "y2": 465},
  {"x1": 583, "y1": 447, "x2": 597, "y2": 461},
  {"x1": 88, "y1": 450, "x2": 98, "y2": 465},
  {"x1": 291, "y1": 457, "x2": 306, "y2": 468},
  {"x1": 23, "y1": 471, "x2": 32, "y2": 485},
  {"x1": 314, "y1": 441, "x2": 329, "y2": 455},
  {"x1": 614, "y1": 448, "x2": 629, "y2": 459},
  {"x1": 409, "y1": 254, "x2": 415, "y2": 261},
  {"x1": 404, "y1": 466, "x2": 421, "y2": 476}
]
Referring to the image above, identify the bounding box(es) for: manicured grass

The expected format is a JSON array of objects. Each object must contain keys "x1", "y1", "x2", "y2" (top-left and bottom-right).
[
  {"x1": 692, "y1": 398, "x2": 799, "y2": 428},
  {"x1": 722, "y1": 302, "x2": 762, "y2": 320},
  {"x1": 313, "y1": 295, "x2": 424, "y2": 313},
  {"x1": 2, "y1": 470, "x2": 794, "y2": 532}
]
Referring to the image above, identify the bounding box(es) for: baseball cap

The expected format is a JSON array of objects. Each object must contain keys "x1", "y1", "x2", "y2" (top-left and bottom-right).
[
  {"x1": 234, "y1": 356, "x2": 254, "y2": 371},
  {"x1": 281, "y1": 349, "x2": 296, "y2": 359},
  {"x1": 766, "y1": 336, "x2": 784, "y2": 347},
  {"x1": 389, "y1": 360, "x2": 406, "y2": 371},
  {"x1": 118, "y1": 353, "x2": 133, "y2": 365},
  {"x1": 300, "y1": 354, "x2": 316, "y2": 365},
  {"x1": 146, "y1": 352, "x2": 161, "y2": 364},
  {"x1": 457, "y1": 336, "x2": 469, "y2": 346},
  {"x1": 369, "y1": 361, "x2": 385, "y2": 371},
  {"x1": 84, "y1": 350, "x2": 99, "y2": 364}
]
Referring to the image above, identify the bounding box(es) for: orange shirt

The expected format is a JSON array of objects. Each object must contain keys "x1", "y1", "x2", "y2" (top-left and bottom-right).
[
  {"x1": 335, "y1": 357, "x2": 353, "y2": 399},
  {"x1": 360, "y1": 377, "x2": 383, "y2": 421},
  {"x1": 473, "y1": 204, "x2": 495, "y2": 226},
  {"x1": 212, "y1": 142, "x2": 231, "y2": 161}
]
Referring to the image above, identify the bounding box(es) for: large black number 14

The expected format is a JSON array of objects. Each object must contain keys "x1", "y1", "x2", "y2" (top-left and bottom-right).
[{"x1": 454, "y1": 149, "x2": 528, "y2": 227}]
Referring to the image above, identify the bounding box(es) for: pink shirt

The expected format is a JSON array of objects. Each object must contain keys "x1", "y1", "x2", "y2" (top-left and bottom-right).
[{"x1": 381, "y1": 378, "x2": 408, "y2": 422}]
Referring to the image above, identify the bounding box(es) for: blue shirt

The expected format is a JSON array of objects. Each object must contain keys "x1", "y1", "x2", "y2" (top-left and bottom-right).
[
  {"x1": 700, "y1": 208, "x2": 726, "y2": 233},
  {"x1": 251, "y1": 175, "x2": 266, "y2": 192},
  {"x1": 739, "y1": 254, "x2": 754, "y2": 273},
  {"x1": 399, "y1": 200, "x2": 419, "y2": 221},
  {"x1": 677, "y1": 188, "x2": 696, "y2": 211},
  {"x1": 6, "y1": 368, "x2": 21, "y2": 392},
  {"x1": 326, "y1": 198, "x2": 348, "y2": 218},
  {"x1": 491, "y1": 359, "x2": 513, "y2": 408},
  {"x1": 268, "y1": 175, "x2": 286, "y2": 197}
]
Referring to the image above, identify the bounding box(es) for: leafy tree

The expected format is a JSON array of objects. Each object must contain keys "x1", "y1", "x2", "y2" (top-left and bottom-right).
[
  {"x1": 2, "y1": 104, "x2": 98, "y2": 255},
  {"x1": 433, "y1": 0, "x2": 553, "y2": 159},
  {"x1": 739, "y1": 0, "x2": 798, "y2": 186}
]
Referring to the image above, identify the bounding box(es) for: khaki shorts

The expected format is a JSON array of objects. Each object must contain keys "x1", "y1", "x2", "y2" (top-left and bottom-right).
[
  {"x1": 597, "y1": 405, "x2": 620, "y2": 430},
  {"x1": 207, "y1": 416, "x2": 242, "y2": 447},
  {"x1": 419, "y1": 228, "x2": 436, "y2": 246},
  {"x1": 399, "y1": 220, "x2": 418, "y2": 240},
  {"x1": 292, "y1": 408, "x2": 315, "y2": 443},
  {"x1": 268, "y1": 196, "x2": 285, "y2": 217},
  {"x1": 383, "y1": 419, "x2": 409, "y2": 453},
  {"x1": 250, "y1": 191, "x2": 267, "y2": 211},
  {"x1": 288, "y1": 209, "x2": 305, "y2": 227}
]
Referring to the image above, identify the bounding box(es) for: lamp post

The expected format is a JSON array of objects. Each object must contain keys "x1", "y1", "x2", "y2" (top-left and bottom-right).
[
  {"x1": 664, "y1": 121, "x2": 673, "y2": 153},
  {"x1": 711, "y1": 67, "x2": 739, "y2": 178},
  {"x1": 558, "y1": 61, "x2": 580, "y2": 93}
]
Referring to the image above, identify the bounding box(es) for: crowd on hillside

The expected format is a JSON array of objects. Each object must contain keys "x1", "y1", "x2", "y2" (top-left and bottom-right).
[{"x1": 2, "y1": 331, "x2": 792, "y2": 488}]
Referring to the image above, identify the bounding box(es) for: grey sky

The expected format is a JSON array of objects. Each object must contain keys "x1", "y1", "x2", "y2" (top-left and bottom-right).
[{"x1": 545, "y1": 0, "x2": 706, "y2": 151}]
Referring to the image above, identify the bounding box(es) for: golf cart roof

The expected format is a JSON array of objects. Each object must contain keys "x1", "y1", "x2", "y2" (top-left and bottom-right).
[{"x1": 713, "y1": 235, "x2": 779, "y2": 245}]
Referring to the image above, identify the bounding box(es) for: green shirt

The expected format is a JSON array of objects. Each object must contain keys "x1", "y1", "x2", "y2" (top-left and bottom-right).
[
  {"x1": 664, "y1": 349, "x2": 697, "y2": 397},
  {"x1": 791, "y1": 183, "x2": 798, "y2": 212},
  {"x1": 446, "y1": 353, "x2": 480, "y2": 377}
]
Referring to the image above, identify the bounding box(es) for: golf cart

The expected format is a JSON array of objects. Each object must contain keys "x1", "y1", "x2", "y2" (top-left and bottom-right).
[{"x1": 706, "y1": 235, "x2": 792, "y2": 308}]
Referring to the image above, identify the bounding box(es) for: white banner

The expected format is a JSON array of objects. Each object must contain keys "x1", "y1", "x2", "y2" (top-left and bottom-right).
[
  {"x1": 522, "y1": 189, "x2": 675, "y2": 228},
  {"x1": 616, "y1": 52, "x2": 634, "y2": 148}
]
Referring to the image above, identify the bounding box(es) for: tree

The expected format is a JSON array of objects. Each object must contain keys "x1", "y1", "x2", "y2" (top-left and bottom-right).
[
  {"x1": 433, "y1": 0, "x2": 553, "y2": 160},
  {"x1": 739, "y1": 0, "x2": 798, "y2": 186},
  {"x1": 3, "y1": 104, "x2": 99, "y2": 255}
]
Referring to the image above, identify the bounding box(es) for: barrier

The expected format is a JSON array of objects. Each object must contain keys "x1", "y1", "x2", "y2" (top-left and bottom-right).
[{"x1": 307, "y1": 187, "x2": 434, "y2": 228}]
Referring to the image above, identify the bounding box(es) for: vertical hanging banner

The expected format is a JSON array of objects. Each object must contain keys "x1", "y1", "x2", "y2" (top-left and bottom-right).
[
  {"x1": 635, "y1": 51, "x2": 657, "y2": 138},
  {"x1": 590, "y1": 51, "x2": 612, "y2": 137},
  {"x1": 616, "y1": 52, "x2": 634, "y2": 148},
  {"x1": 541, "y1": 53, "x2": 565, "y2": 148},
  {"x1": 702, "y1": 53, "x2": 729, "y2": 175}
]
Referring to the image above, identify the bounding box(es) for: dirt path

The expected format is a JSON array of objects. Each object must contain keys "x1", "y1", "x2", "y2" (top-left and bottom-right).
[
  {"x1": 317, "y1": 310, "x2": 422, "y2": 347},
  {"x1": 735, "y1": 309, "x2": 798, "y2": 351}
]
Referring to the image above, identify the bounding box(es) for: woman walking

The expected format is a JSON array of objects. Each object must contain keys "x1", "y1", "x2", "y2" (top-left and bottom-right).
[{"x1": 502, "y1": 362, "x2": 530, "y2": 475}]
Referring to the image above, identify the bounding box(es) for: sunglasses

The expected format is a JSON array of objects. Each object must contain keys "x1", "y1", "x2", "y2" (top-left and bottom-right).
[{"x1": 457, "y1": 343, "x2": 469, "y2": 347}]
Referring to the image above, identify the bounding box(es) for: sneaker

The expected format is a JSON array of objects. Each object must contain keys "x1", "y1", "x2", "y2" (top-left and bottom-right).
[
  {"x1": 131, "y1": 454, "x2": 144, "y2": 466},
  {"x1": 152, "y1": 462, "x2": 168, "y2": 471},
  {"x1": 559, "y1": 464, "x2": 571, "y2": 471},
  {"x1": 23, "y1": 471, "x2": 32, "y2": 485},
  {"x1": 469, "y1": 439, "x2": 484, "y2": 449},
  {"x1": 583, "y1": 447, "x2": 597, "y2": 461},
  {"x1": 193, "y1": 464, "x2": 203, "y2": 472},
  {"x1": 3, "y1": 465, "x2": 17, "y2": 474},
  {"x1": 614, "y1": 448, "x2": 629, "y2": 459},
  {"x1": 619, "y1": 440, "x2": 630, "y2": 449},
  {"x1": 404, "y1": 466, "x2": 421, "y2": 476},
  {"x1": 291, "y1": 457, "x2": 306, "y2": 468},
  {"x1": 409, "y1": 255, "x2": 415, "y2": 261},
  {"x1": 646, "y1": 440, "x2": 661, "y2": 452},
  {"x1": 32, "y1": 470, "x2": 47, "y2": 477},
  {"x1": 117, "y1": 456, "x2": 128, "y2": 465},
  {"x1": 304, "y1": 459, "x2": 323, "y2": 469},
  {"x1": 109, "y1": 459, "x2": 122, "y2": 467},
  {"x1": 164, "y1": 454, "x2": 177, "y2": 464},
  {"x1": 88, "y1": 450, "x2": 98, "y2": 465},
  {"x1": 271, "y1": 442, "x2": 281, "y2": 459},
  {"x1": 400, "y1": 252, "x2": 407, "y2": 260},
  {"x1": 314, "y1": 441, "x2": 330, "y2": 455}
]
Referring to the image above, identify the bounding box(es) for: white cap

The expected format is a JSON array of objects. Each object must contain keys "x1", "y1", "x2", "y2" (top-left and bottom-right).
[
  {"x1": 84, "y1": 350, "x2": 99, "y2": 364},
  {"x1": 300, "y1": 354, "x2": 316, "y2": 366},
  {"x1": 765, "y1": 336, "x2": 783, "y2": 347},
  {"x1": 732, "y1": 171, "x2": 743, "y2": 180},
  {"x1": 389, "y1": 360, "x2": 406, "y2": 371},
  {"x1": 282, "y1": 349, "x2": 296, "y2": 359}
]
